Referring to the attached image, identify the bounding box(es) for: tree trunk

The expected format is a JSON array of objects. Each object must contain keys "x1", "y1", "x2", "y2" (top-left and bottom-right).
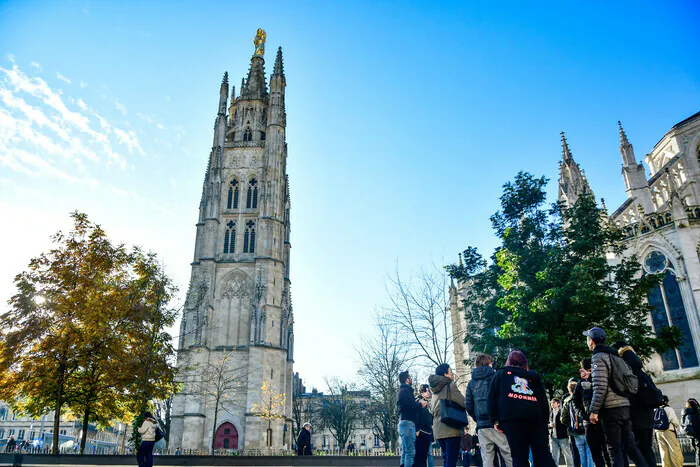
[
  {"x1": 210, "y1": 400, "x2": 219, "y2": 455},
  {"x1": 52, "y1": 363, "x2": 66, "y2": 455},
  {"x1": 79, "y1": 406, "x2": 90, "y2": 454}
]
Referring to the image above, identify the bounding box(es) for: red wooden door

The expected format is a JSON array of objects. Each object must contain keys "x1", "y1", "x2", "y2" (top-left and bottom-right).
[{"x1": 214, "y1": 422, "x2": 239, "y2": 450}]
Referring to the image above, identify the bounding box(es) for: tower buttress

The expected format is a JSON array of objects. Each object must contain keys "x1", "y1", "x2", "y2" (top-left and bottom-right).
[{"x1": 618, "y1": 121, "x2": 653, "y2": 212}]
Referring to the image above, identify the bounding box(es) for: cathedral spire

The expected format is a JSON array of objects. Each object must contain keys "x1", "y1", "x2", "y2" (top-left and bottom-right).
[
  {"x1": 561, "y1": 131, "x2": 573, "y2": 162},
  {"x1": 618, "y1": 120, "x2": 637, "y2": 166},
  {"x1": 273, "y1": 47, "x2": 285, "y2": 79},
  {"x1": 218, "y1": 72, "x2": 228, "y2": 115},
  {"x1": 240, "y1": 30, "x2": 269, "y2": 100}
]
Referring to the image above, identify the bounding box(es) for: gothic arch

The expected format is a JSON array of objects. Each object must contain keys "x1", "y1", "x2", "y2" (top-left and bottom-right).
[
  {"x1": 686, "y1": 129, "x2": 700, "y2": 172},
  {"x1": 219, "y1": 269, "x2": 253, "y2": 300}
]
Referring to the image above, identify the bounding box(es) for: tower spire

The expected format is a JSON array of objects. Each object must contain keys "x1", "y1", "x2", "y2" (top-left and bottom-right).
[
  {"x1": 561, "y1": 131, "x2": 573, "y2": 162},
  {"x1": 218, "y1": 72, "x2": 229, "y2": 115},
  {"x1": 273, "y1": 47, "x2": 285, "y2": 79},
  {"x1": 618, "y1": 121, "x2": 630, "y2": 147}
]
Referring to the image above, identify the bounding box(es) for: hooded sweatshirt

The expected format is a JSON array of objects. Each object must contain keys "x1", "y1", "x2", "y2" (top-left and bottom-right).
[
  {"x1": 138, "y1": 417, "x2": 158, "y2": 442},
  {"x1": 617, "y1": 345, "x2": 654, "y2": 430},
  {"x1": 466, "y1": 365, "x2": 496, "y2": 429},
  {"x1": 487, "y1": 366, "x2": 549, "y2": 424},
  {"x1": 429, "y1": 374, "x2": 466, "y2": 440}
]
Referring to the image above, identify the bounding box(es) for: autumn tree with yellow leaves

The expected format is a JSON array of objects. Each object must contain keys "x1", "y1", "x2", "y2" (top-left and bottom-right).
[
  {"x1": 250, "y1": 380, "x2": 286, "y2": 450},
  {"x1": 0, "y1": 212, "x2": 178, "y2": 454}
]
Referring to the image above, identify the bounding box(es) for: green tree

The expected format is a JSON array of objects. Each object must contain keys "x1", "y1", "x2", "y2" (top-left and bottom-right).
[{"x1": 447, "y1": 172, "x2": 680, "y2": 393}]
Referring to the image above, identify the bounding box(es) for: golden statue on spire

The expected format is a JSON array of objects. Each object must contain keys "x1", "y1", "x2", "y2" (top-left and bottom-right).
[{"x1": 254, "y1": 28, "x2": 266, "y2": 56}]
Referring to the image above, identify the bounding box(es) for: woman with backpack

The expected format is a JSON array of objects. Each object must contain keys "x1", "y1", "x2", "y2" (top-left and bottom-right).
[
  {"x1": 487, "y1": 350, "x2": 555, "y2": 467},
  {"x1": 654, "y1": 396, "x2": 683, "y2": 467},
  {"x1": 682, "y1": 398, "x2": 700, "y2": 467}
]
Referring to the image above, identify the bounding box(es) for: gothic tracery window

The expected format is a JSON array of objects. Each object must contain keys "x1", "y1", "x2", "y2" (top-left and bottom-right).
[
  {"x1": 645, "y1": 250, "x2": 698, "y2": 370},
  {"x1": 223, "y1": 220, "x2": 236, "y2": 254},
  {"x1": 246, "y1": 178, "x2": 258, "y2": 209},
  {"x1": 243, "y1": 127, "x2": 253, "y2": 142},
  {"x1": 243, "y1": 220, "x2": 256, "y2": 253},
  {"x1": 227, "y1": 179, "x2": 239, "y2": 210}
]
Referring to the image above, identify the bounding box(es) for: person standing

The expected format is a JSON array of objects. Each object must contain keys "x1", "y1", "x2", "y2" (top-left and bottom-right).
[
  {"x1": 429, "y1": 363, "x2": 466, "y2": 467},
  {"x1": 465, "y1": 354, "x2": 513, "y2": 467},
  {"x1": 296, "y1": 422, "x2": 312, "y2": 456},
  {"x1": 681, "y1": 398, "x2": 700, "y2": 467},
  {"x1": 550, "y1": 398, "x2": 574, "y2": 467},
  {"x1": 572, "y1": 358, "x2": 609, "y2": 467},
  {"x1": 415, "y1": 385, "x2": 435, "y2": 467},
  {"x1": 487, "y1": 350, "x2": 555, "y2": 467},
  {"x1": 5, "y1": 435, "x2": 16, "y2": 453},
  {"x1": 460, "y1": 428, "x2": 473, "y2": 467},
  {"x1": 399, "y1": 370, "x2": 428, "y2": 467},
  {"x1": 137, "y1": 412, "x2": 158, "y2": 467},
  {"x1": 654, "y1": 396, "x2": 683, "y2": 467},
  {"x1": 613, "y1": 342, "x2": 660, "y2": 467},
  {"x1": 584, "y1": 327, "x2": 647, "y2": 467},
  {"x1": 563, "y1": 380, "x2": 593, "y2": 467}
]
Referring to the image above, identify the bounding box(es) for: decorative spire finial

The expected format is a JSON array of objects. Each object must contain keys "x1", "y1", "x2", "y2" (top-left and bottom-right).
[
  {"x1": 618, "y1": 120, "x2": 631, "y2": 147},
  {"x1": 220, "y1": 72, "x2": 229, "y2": 95},
  {"x1": 254, "y1": 28, "x2": 267, "y2": 57},
  {"x1": 273, "y1": 46, "x2": 285, "y2": 77},
  {"x1": 458, "y1": 252, "x2": 463, "y2": 268},
  {"x1": 561, "y1": 131, "x2": 573, "y2": 161}
]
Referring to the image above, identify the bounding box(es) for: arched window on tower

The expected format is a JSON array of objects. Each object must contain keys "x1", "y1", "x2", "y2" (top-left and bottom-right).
[
  {"x1": 243, "y1": 127, "x2": 253, "y2": 142},
  {"x1": 227, "y1": 179, "x2": 239, "y2": 210},
  {"x1": 260, "y1": 131, "x2": 266, "y2": 141},
  {"x1": 243, "y1": 220, "x2": 256, "y2": 253},
  {"x1": 246, "y1": 178, "x2": 258, "y2": 209},
  {"x1": 645, "y1": 250, "x2": 698, "y2": 370},
  {"x1": 223, "y1": 220, "x2": 236, "y2": 254}
]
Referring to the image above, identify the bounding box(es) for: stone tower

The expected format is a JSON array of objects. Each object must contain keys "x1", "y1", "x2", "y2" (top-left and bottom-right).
[
  {"x1": 557, "y1": 131, "x2": 593, "y2": 209},
  {"x1": 170, "y1": 30, "x2": 294, "y2": 452}
]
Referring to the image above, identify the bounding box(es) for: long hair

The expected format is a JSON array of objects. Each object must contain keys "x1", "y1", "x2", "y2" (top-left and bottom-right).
[
  {"x1": 505, "y1": 350, "x2": 529, "y2": 370},
  {"x1": 688, "y1": 398, "x2": 699, "y2": 410}
]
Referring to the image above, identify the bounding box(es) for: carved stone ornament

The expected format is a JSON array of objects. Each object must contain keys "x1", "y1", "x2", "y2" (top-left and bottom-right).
[{"x1": 222, "y1": 270, "x2": 252, "y2": 300}]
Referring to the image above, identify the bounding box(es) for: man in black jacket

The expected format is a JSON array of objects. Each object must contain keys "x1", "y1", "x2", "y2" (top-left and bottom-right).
[
  {"x1": 296, "y1": 423, "x2": 312, "y2": 456},
  {"x1": 465, "y1": 354, "x2": 512, "y2": 467},
  {"x1": 572, "y1": 358, "x2": 608, "y2": 467},
  {"x1": 398, "y1": 370, "x2": 427, "y2": 467},
  {"x1": 584, "y1": 327, "x2": 647, "y2": 467}
]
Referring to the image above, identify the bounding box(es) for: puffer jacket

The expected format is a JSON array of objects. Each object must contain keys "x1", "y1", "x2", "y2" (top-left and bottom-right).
[
  {"x1": 618, "y1": 345, "x2": 654, "y2": 430},
  {"x1": 138, "y1": 417, "x2": 157, "y2": 441},
  {"x1": 573, "y1": 378, "x2": 594, "y2": 425},
  {"x1": 466, "y1": 365, "x2": 496, "y2": 429},
  {"x1": 589, "y1": 345, "x2": 630, "y2": 414},
  {"x1": 429, "y1": 374, "x2": 466, "y2": 440},
  {"x1": 681, "y1": 407, "x2": 700, "y2": 439}
]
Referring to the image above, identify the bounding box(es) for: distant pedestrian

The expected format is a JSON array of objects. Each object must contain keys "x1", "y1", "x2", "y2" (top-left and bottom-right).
[
  {"x1": 681, "y1": 398, "x2": 700, "y2": 467},
  {"x1": 550, "y1": 398, "x2": 574, "y2": 467},
  {"x1": 465, "y1": 354, "x2": 513, "y2": 467},
  {"x1": 487, "y1": 349, "x2": 555, "y2": 467},
  {"x1": 296, "y1": 422, "x2": 312, "y2": 455},
  {"x1": 175, "y1": 446, "x2": 181, "y2": 456},
  {"x1": 429, "y1": 363, "x2": 466, "y2": 467},
  {"x1": 5, "y1": 435, "x2": 16, "y2": 452},
  {"x1": 584, "y1": 327, "x2": 648, "y2": 467},
  {"x1": 572, "y1": 358, "x2": 609, "y2": 467},
  {"x1": 415, "y1": 385, "x2": 434, "y2": 467},
  {"x1": 398, "y1": 370, "x2": 428, "y2": 467},
  {"x1": 460, "y1": 428, "x2": 472, "y2": 467},
  {"x1": 654, "y1": 396, "x2": 683, "y2": 467},
  {"x1": 562, "y1": 379, "x2": 593, "y2": 467},
  {"x1": 137, "y1": 411, "x2": 158, "y2": 467}
]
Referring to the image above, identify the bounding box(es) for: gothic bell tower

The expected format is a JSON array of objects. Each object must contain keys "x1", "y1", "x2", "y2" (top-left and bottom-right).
[{"x1": 170, "y1": 29, "x2": 294, "y2": 452}]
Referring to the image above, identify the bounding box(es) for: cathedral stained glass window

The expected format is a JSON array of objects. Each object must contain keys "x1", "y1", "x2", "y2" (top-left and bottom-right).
[
  {"x1": 223, "y1": 220, "x2": 235, "y2": 254},
  {"x1": 244, "y1": 220, "x2": 256, "y2": 253},
  {"x1": 645, "y1": 250, "x2": 698, "y2": 370},
  {"x1": 227, "y1": 179, "x2": 239, "y2": 210},
  {"x1": 247, "y1": 178, "x2": 258, "y2": 209}
]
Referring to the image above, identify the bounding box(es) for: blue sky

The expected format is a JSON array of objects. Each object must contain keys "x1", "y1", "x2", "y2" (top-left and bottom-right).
[{"x1": 1, "y1": 1, "x2": 699, "y2": 391}]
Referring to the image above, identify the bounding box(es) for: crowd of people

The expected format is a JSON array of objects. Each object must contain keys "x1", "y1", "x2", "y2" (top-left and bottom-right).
[{"x1": 392, "y1": 326, "x2": 700, "y2": 467}]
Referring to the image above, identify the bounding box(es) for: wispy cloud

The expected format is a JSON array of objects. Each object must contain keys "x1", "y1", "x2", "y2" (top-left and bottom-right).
[
  {"x1": 30, "y1": 62, "x2": 41, "y2": 71},
  {"x1": 115, "y1": 100, "x2": 127, "y2": 115},
  {"x1": 56, "y1": 72, "x2": 71, "y2": 84}
]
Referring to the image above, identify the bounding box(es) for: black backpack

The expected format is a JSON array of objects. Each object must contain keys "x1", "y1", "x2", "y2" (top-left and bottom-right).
[
  {"x1": 654, "y1": 406, "x2": 671, "y2": 431},
  {"x1": 609, "y1": 354, "x2": 638, "y2": 398},
  {"x1": 635, "y1": 370, "x2": 663, "y2": 408}
]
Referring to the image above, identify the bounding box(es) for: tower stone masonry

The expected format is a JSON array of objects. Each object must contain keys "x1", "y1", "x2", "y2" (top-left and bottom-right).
[{"x1": 170, "y1": 30, "x2": 294, "y2": 452}]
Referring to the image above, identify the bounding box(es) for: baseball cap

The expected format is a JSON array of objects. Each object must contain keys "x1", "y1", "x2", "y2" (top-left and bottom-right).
[{"x1": 583, "y1": 326, "x2": 607, "y2": 343}]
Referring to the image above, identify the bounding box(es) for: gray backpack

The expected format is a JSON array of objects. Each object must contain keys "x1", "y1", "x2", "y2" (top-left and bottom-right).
[{"x1": 609, "y1": 354, "x2": 639, "y2": 397}]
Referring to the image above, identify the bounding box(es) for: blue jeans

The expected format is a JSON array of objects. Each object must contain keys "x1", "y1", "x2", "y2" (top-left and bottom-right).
[
  {"x1": 439, "y1": 437, "x2": 461, "y2": 467},
  {"x1": 136, "y1": 441, "x2": 155, "y2": 467},
  {"x1": 399, "y1": 420, "x2": 417, "y2": 467},
  {"x1": 574, "y1": 434, "x2": 594, "y2": 467}
]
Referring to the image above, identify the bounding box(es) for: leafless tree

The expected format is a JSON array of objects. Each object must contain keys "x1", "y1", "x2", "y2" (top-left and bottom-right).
[
  {"x1": 316, "y1": 378, "x2": 366, "y2": 451},
  {"x1": 185, "y1": 349, "x2": 249, "y2": 453},
  {"x1": 356, "y1": 312, "x2": 409, "y2": 451},
  {"x1": 153, "y1": 395, "x2": 173, "y2": 446},
  {"x1": 385, "y1": 264, "x2": 455, "y2": 370}
]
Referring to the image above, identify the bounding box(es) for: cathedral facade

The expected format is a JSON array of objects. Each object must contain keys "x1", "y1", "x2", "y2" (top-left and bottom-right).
[
  {"x1": 451, "y1": 111, "x2": 700, "y2": 408},
  {"x1": 170, "y1": 30, "x2": 294, "y2": 451}
]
